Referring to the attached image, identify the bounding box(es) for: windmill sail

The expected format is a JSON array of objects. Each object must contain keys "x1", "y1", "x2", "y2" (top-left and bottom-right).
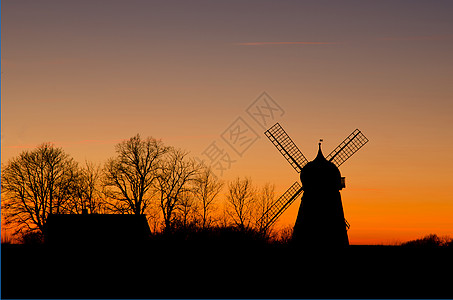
[
  {"x1": 258, "y1": 181, "x2": 303, "y2": 232},
  {"x1": 265, "y1": 123, "x2": 308, "y2": 173},
  {"x1": 326, "y1": 129, "x2": 369, "y2": 167}
]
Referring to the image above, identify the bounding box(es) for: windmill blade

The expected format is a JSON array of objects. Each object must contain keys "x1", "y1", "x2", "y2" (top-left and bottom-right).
[
  {"x1": 265, "y1": 123, "x2": 308, "y2": 173},
  {"x1": 258, "y1": 181, "x2": 303, "y2": 232},
  {"x1": 326, "y1": 129, "x2": 369, "y2": 167}
]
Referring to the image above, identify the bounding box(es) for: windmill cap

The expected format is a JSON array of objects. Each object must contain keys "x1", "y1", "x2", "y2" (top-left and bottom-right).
[{"x1": 300, "y1": 142, "x2": 342, "y2": 190}]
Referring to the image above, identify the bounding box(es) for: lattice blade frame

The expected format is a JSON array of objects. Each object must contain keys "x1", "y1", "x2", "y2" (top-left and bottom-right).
[
  {"x1": 326, "y1": 129, "x2": 369, "y2": 167},
  {"x1": 265, "y1": 123, "x2": 308, "y2": 173},
  {"x1": 258, "y1": 181, "x2": 303, "y2": 232}
]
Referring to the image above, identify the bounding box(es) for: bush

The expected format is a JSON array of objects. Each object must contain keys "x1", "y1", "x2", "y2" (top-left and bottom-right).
[
  {"x1": 20, "y1": 231, "x2": 44, "y2": 245},
  {"x1": 149, "y1": 225, "x2": 270, "y2": 248},
  {"x1": 401, "y1": 234, "x2": 453, "y2": 248}
]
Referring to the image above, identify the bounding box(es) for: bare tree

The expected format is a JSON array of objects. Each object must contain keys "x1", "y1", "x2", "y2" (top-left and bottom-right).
[
  {"x1": 175, "y1": 190, "x2": 198, "y2": 229},
  {"x1": 154, "y1": 148, "x2": 201, "y2": 231},
  {"x1": 225, "y1": 177, "x2": 256, "y2": 230},
  {"x1": 254, "y1": 183, "x2": 276, "y2": 232},
  {"x1": 192, "y1": 167, "x2": 224, "y2": 229},
  {"x1": 103, "y1": 134, "x2": 169, "y2": 215},
  {"x1": 1, "y1": 143, "x2": 78, "y2": 236},
  {"x1": 219, "y1": 203, "x2": 231, "y2": 228},
  {"x1": 69, "y1": 161, "x2": 105, "y2": 214}
]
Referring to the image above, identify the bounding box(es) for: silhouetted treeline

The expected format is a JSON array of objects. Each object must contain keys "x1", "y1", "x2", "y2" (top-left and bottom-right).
[
  {"x1": 401, "y1": 234, "x2": 453, "y2": 248},
  {"x1": 3, "y1": 135, "x2": 453, "y2": 250},
  {"x1": 1, "y1": 134, "x2": 281, "y2": 243}
]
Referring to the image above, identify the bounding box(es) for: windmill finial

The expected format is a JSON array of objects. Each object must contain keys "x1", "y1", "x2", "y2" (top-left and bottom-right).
[{"x1": 315, "y1": 139, "x2": 325, "y2": 161}]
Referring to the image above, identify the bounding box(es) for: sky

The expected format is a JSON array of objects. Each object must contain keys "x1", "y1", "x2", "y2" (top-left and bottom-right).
[{"x1": 2, "y1": 0, "x2": 453, "y2": 244}]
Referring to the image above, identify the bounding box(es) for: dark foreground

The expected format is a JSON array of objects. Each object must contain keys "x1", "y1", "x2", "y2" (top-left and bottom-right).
[{"x1": 2, "y1": 241, "x2": 453, "y2": 299}]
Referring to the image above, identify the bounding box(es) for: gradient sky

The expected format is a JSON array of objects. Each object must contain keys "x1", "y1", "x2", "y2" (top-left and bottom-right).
[{"x1": 2, "y1": 0, "x2": 453, "y2": 244}]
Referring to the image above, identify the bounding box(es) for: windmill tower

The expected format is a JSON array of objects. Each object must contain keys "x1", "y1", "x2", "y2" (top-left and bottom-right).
[{"x1": 259, "y1": 123, "x2": 368, "y2": 247}]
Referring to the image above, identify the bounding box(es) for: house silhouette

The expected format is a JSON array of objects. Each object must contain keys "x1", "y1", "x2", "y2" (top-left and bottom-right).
[{"x1": 45, "y1": 212, "x2": 151, "y2": 245}]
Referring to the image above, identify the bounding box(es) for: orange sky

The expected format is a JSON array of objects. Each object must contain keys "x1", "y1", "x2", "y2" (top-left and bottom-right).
[{"x1": 2, "y1": 0, "x2": 453, "y2": 244}]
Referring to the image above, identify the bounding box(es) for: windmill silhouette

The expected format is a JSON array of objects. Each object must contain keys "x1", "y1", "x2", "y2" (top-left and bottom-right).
[{"x1": 259, "y1": 123, "x2": 368, "y2": 247}]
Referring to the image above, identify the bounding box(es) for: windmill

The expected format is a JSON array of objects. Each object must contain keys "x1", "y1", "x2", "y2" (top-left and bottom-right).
[{"x1": 259, "y1": 123, "x2": 368, "y2": 247}]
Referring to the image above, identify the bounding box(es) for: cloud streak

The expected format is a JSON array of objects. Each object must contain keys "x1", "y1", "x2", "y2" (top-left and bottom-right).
[
  {"x1": 237, "y1": 41, "x2": 341, "y2": 46},
  {"x1": 377, "y1": 34, "x2": 453, "y2": 41}
]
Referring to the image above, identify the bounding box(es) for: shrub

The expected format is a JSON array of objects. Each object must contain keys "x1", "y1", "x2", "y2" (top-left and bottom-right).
[{"x1": 401, "y1": 234, "x2": 452, "y2": 248}]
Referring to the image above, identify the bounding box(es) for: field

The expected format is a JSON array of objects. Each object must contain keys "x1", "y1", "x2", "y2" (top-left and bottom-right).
[{"x1": 2, "y1": 239, "x2": 453, "y2": 298}]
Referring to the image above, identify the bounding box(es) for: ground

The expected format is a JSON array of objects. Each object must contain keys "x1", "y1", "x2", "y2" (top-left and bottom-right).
[{"x1": 2, "y1": 240, "x2": 452, "y2": 298}]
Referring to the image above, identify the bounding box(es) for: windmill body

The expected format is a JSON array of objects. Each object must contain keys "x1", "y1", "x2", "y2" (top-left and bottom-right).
[
  {"x1": 259, "y1": 123, "x2": 368, "y2": 248},
  {"x1": 293, "y1": 144, "x2": 348, "y2": 247}
]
